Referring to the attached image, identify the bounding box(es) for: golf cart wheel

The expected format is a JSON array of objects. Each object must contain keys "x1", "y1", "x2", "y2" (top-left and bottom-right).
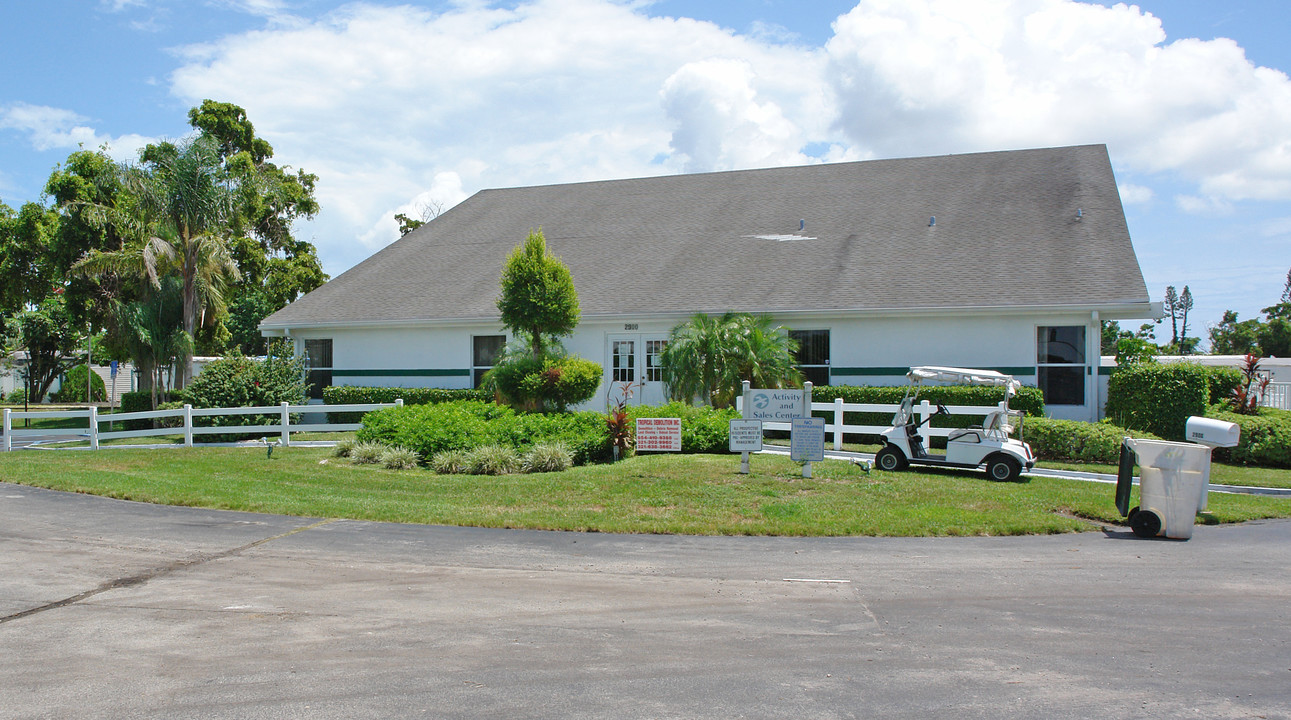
[
  {"x1": 875, "y1": 446, "x2": 907, "y2": 472},
  {"x1": 985, "y1": 455, "x2": 1021, "y2": 482},
  {"x1": 1130, "y1": 508, "x2": 1162, "y2": 538}
]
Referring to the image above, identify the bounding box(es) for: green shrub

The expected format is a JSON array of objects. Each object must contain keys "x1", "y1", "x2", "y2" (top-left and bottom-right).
[
  {"x1": 1023, "y1": 417, "x2": 1159, "y2": 463},
  {"x1": 357, "y1": 400, "x2": 611, "y2": 466},
  {"x1": 485, "y1": 352, "x2": 603, "y2": 411},
  {"x1": 431, "y1": 450, "x2": 470, "y2": 475},
  {"x1": 332, "y1": 439, "x2": 356, "y2": 458},
  {"x1": 380, "y1": 446, "x2": 421, "y2": 470},
  {"x1": 523, "y1": 443, "x2": 573, "y2": 473},
  {"x1": 350, "y1": 441, "x2": 386, "y2": 465},
  {"x1": 182, "y1": 342, "x2": 307, "y2": 442},
  {"x1": 155, "y1": 401, "x2": 186, "y2": 429},
  {"x1": 323, "y1": 386, "x2": 491, "y2": 423},
  {"x1": 51, "y1": 365, "x2": 107, "y2": 403},
  {"x1": 466, "y1": 444, "x2": 521, "y2": 475},
  {"x1": 1209, "y1": 408, "x2": 1291, "y2": 468},
  {"x1": 1202, "y1": 366, "x2": 1244, "y2": 405},
  {"x1": 4, "y1": 388, "x2": 27, "y2": 403},
  {"x1": 628, "y1": 402, "x2": 740, "y2": 454},
  {"x1": 1106, "y1": 362, "x2": 1211, "y2": 440}
]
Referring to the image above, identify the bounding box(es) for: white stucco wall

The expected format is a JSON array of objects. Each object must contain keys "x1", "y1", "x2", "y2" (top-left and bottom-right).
[{"x1": 281, "y1": 308, "x2": 1111, "y2": 421}]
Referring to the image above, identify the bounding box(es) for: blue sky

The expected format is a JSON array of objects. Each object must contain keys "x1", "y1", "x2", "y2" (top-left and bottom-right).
[{"x1": 2, "y1": 0, "x2": 1289, "y2": 347}]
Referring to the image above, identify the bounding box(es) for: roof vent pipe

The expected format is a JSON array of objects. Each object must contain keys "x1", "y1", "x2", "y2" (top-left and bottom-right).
[
  {"x1": 929, "y1": 216, "x2": 936, "y2": 227},
  {"x1": 1077, "y1": 208, "x2": 1083, "y2": 220},
  {"x1": 800, "y1": 219, "x2": 805, "y2": 231}
]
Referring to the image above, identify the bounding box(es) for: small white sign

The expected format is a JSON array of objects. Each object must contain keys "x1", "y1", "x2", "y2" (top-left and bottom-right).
[
  {"x1": 729, "y1": 419, "x2": 763, "y2": 453},
  {"x1": 747, "y1": 389, "x2": 806, "y2": 421},
  {"x1": 636, "y1": 417, "x2": 682, "y2": 452},
  {"x1": 790, "y1": 417, "x2": 825, "y2": 462}
]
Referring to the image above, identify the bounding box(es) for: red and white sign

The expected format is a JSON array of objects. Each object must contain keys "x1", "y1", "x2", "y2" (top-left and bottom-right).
[{"x1": 635, "y1": 417, "x2": 682, "y2": 452}]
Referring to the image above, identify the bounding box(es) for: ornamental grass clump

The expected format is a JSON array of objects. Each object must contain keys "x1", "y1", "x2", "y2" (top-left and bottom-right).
[
  {"x1": 523, "y1": 443, "x2": 573, "y2": 473},
  {"x1": 466, "y1": 444, "x2": 521, "y2": 475},
  {"x1": 350, "y1": 441, "x2": 386, "y2": 465},
  {"x1": 332, "y1": 439, "x2": 357, "y2": 458},
  {"x1": 431, "y1": 450, "x2": 470, "y2": 475},
  {"x1": 380, "y1": 446, "x2": 421, "y2": 470}
]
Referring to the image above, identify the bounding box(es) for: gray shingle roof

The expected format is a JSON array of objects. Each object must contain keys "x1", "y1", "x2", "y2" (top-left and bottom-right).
[{"x1": 262, "y1": 144, "x2": 1150, "y2": 329}]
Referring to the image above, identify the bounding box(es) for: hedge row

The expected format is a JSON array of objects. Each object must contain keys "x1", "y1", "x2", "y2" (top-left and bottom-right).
[
  {"x1": 627, "y1": 402, "x2": 741, "y2": 454},
  {"x1": 323, "y1": 386, "x2": 492, "y2": 423},
  {"x1": 1209, "y1": 408, "x2": 1291, "y2": 468},
  {"x1": 1021, "y1": 417, "x2": 1160, "y2": 464},
  {"x1": 357, "y1": 401, "x2": 612, "y2": 466},
  {"x1": 1105, "y1": 362, "x2": 1243, "y2": 441}
]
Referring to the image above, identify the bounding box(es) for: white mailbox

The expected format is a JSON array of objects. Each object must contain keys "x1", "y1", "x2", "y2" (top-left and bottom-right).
[{"x1": 1185, "y1": 416, "x2": 1241, "y2": 448}]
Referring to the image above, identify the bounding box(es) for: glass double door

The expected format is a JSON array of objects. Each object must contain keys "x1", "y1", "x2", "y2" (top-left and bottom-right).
[{"x1": 606, "y1": 334, "x2": 668, "y2": 406}]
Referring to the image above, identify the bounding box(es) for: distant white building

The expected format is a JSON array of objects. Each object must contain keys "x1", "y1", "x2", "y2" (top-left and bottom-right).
[{"x1": 262, "y1": 144, "x2": 1160, "y2": 422}]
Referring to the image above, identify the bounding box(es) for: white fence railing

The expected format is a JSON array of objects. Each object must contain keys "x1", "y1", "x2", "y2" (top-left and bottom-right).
[
  {"x1": 2, "y1": 401, "x2": 402, "y2": 452},
  {"x1": 735, "y1": 397, "x2": 1010, "y2": 451},
  {"x1": 1264, "y1": 383, "x2": 1291, "y2": 411}
]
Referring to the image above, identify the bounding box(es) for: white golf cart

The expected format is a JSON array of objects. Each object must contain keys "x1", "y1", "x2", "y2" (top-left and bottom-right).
[{"x1": 874, "y1": 366, "x2": 1036, "y2": 482}]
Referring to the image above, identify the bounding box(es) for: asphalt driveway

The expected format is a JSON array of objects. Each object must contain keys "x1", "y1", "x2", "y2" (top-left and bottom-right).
[{"x1": 1, "y1": 480, "x2": 1288, "y2": 719}]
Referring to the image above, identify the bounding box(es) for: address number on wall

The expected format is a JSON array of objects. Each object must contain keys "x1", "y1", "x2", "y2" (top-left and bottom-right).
[{"x1": 624, "y1": 323, "x2": 639, "y2": 330}]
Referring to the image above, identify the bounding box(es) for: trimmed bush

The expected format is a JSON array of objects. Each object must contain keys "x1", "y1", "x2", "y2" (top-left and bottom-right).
[
  {"x1": 1202, "y1": 366, "x2": 1244, "y2": 406},
  {"x1": 182, "y1": 344, "x2": 307, "y2": 442},
  {"x1": 1209, "y1": 408, "x2": 1291, "y2": 468},
  {"x1": 627, "y1": 402, "x2": 741, "y2": 454},
  {"x1": 1106, "y1": 362, "x2": 1210, "y2": 440},
  {"x1": 1023, "y1": 417, "x2": 1160, "y2": 464},
  {"x1": 466, "y1": 444, "x2": 521, "y2": 475},
  {"x1": 51, "y1": 364, "x2": 106, "y2": 403},
  {"x1": 323, "y1": 386, "x2": 491, "y2": 423},
  {"x1": 524, "y1": 443, "x2": 574, "y2": 473},
  {"x1": 486, "y1": 353, "x2": 603, "y2": 411}
]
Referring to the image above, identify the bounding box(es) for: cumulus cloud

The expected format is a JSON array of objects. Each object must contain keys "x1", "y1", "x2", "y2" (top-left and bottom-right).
[
  {"x1": 1118, "y1": 183, "x2": 1154, "y2": 205},
  {"x1": 167, "y1": 0, "x2": 831, "y2": 262},
  {"x1": 0, "y1": 103, "x2": 154, "y2": 160},
  {"x1": 825, "y1": 0, "x2": 1291, "y2": 206}
]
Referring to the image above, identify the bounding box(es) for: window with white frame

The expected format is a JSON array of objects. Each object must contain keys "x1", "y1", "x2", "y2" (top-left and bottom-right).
[{"x1": 1037, "y1": 326, "x2": 1085, "y2": 405}]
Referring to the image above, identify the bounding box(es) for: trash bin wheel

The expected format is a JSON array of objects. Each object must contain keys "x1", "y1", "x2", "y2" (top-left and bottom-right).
[
  {"x1": 985, "y1": 454, "x2": 1021, "y2": 482},
  {"x1": 875, "y1": 445, "x2": 908, "y2": 472},
  {"x1": 1127, "y1": 506, "x2": 1140, "y2": 523},
  {"x1": 1130, "y1": 508, "x2": 1162, "y2": 538}
]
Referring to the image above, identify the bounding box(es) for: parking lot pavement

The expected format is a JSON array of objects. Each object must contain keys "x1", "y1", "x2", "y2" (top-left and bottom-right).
[{"x1": 2, "y1": 481, "x2": 1289, "y2": 720}]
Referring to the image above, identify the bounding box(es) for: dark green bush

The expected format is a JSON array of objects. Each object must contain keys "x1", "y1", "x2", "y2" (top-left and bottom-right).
[
  {"x1": 117, "y1": 389, "x2": 184, "y2": 430},
  {"x1": 51, "y1": 365, "x2": 107, "y2": 403},
  {"x1": 628, "y1": 402, "x2": 740, "y2": 454},
  {"x1": 1106, "y1": 363, "x2": 1211, "y2": 440},
  {"x1": 1202, "y1": 366, "x2": 1244, "y2": 405},
  {"x1": 485, "y1": 352, "x2": 603, "y2": 411},
  {"x1": 357, "y1": 400, "x2": 611, "y2": 466},
  {"x1": 1022, "y1": 417, "x2": 1159, "y2": 464},
  {"x1": 1209, "y1": 408, "x2": 1291, "y2": 468},
  {"x1": 323, "y1": 386, "x2": 491, "y2": 423}
]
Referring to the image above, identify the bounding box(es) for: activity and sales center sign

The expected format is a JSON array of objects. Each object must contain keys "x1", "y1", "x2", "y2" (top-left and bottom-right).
[{"x1": 745, "y1": 389, "x2": 805, "y2": 421}]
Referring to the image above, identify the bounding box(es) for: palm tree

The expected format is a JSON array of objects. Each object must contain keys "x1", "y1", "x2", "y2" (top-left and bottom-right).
[
  {"x1": 660, "y1": 312, "x2": 801, "y2": 408},
  {"x1": 73, "y1": 135, "x2": 240, "y2": 388}
]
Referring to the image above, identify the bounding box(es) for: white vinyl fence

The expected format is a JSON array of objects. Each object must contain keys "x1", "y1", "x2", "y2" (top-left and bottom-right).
[
  {"x1": 1265, "y1": 383, "x2": 1291, "y2": 411},
  {"x1": 2, "y1": 400, "x2": 402, "y2": 452},
  {"x1": 735, "y1": 397, "x2": 1013, "y2": 450}
]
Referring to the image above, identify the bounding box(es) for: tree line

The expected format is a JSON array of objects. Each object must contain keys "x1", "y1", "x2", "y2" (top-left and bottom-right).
[{"x1": 0, "y1": 101, "x2": 326, "y2": 407}]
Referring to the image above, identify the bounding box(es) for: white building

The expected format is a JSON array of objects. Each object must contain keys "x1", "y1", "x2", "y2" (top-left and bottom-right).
[{"x1": 261, "y1": 144, "x2": 1159, "y2": 422}]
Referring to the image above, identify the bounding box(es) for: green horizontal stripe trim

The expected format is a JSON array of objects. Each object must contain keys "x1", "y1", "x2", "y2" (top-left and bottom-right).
[
  {"x1": 332, "y1": 369, "x2": 470, "y2": 378},
  {"x1": 831, "y1": 366, "x2": 1037, "y2": 377}
]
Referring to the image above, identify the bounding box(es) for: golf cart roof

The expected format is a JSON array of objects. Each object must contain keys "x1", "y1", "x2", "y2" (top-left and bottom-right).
[{"x1": 907, "y1": 366, "x2": 1021, "y2": 395}]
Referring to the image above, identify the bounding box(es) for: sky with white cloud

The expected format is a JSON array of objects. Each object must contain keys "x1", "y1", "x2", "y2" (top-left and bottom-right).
[{"x1": 2, "y1": 0, "x2": 1289, "y2": 345}]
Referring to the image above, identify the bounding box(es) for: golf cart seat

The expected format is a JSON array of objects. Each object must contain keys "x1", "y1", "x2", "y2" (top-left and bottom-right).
[
  {"x1": 905, "y1": 420, "x2": 926, "y2": 458},
  {"x1": 947, "y1": 428, "x2": 982, "y2": 443}
]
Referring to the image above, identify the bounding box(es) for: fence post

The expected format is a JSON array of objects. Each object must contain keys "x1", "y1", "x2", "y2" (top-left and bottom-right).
[
  {"x1": 3, "y1": 408, "x2": 10, "y2": 452},
  {"x1": 184, "y1": 404, "x2": 193, "y2": 448},
  {"x1": 281, "y1": 402, "x2": 291, "y2": 446},
  {"x1": 396, "y1": 398, "x2": 404, "y2": 408},
  {"x1": 89, "y1": 406, "x2": 99, "y2": 451},
  {"x1": 833, "y1": 397, "x2": 844, "y2": 451}
]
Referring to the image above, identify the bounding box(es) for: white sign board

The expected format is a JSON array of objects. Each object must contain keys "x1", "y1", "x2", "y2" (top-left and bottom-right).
[
  {"x1": 790, "y1": 417, "x2": 825, "y2": 462},
  {"x1": 636, "y1": 417, "x2": 682, "y2": 452},
  {"x1": 747, "y1": 389, "x2": 806, "y2": 421},
  {"x1": 729, "y1": 419, "x2": 763, "y2": 453}
]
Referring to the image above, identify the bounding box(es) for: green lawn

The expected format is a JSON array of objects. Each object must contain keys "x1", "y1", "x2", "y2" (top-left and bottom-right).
[{"x1": 1, "y1": 446, "x2": 1287, "y2": 536}]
